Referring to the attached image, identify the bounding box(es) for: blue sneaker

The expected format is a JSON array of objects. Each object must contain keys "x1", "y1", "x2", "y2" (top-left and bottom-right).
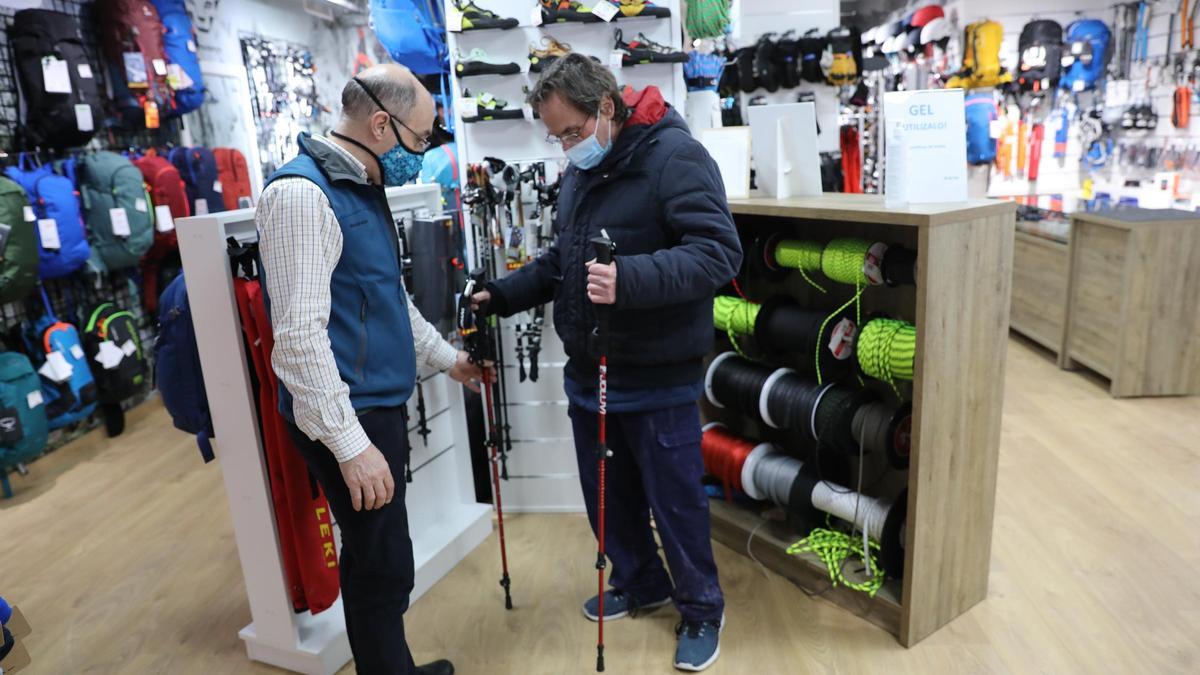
[
  {"x1": 673, "y1": 615, "x2": 723, "y2": 671},
  {"x1": 582, "y1": 588, "x2": 672, "y2": 621}
]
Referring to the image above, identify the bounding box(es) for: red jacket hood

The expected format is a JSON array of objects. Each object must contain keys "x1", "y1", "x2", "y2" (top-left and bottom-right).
[{"x1": 622, "y1": 85, "x2": 668, "y2": 128}]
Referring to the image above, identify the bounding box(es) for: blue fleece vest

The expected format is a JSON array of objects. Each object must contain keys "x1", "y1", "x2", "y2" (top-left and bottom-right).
[{"x1": 264, "y1": 139, "x2": 417, "y2": 419}]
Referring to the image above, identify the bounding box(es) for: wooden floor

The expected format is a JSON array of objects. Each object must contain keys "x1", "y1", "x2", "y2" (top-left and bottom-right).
[{"x1": 2, "y1": 337, "x2": 1198, "y2": 674}]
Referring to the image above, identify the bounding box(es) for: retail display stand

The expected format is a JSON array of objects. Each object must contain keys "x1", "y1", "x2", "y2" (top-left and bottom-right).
[
  {"x1": 709, "y1": 193, "x2": 1015, "y2": 647},
  {"x1": 176, "y1": 184, "x2": 492, "y2": 675},
  {"x1": 1010, "y1": 229, "x2": 1070, "y2": 354}
]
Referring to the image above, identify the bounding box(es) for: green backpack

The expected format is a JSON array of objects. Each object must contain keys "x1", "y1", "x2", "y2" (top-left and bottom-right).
[
  {"x1": 77, "y1": 151, "x2": 154, "y2": 272},
  {"x1": 0, "y1": 351, "x2": 49, "y2": 470},
  {"x1": 0, "y1": 176, "x2": 37, "y2": 304}
]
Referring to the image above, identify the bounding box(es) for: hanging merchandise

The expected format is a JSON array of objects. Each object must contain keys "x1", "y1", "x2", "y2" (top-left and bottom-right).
[
  {"x1": 77, "y1": 151, "x2": 155, "y2": 272},
  {"x1": 9, "y1": 9, "x2": 104, "y2": 149},
  {"x1": 169, "y1": 146, "x2": 227, "y2": 215},
  {"x1": 754, "y1": 34, "x2": 780, "y2": 92},
  {"x1": 528, "y1": 37, "x2": 578, "y2": 73},
  {"x1": 1061, "y1": 19, "x2": 1112, "y2": 93},
  {"x1": 1017, "y1": 20, "x2": 1064, "y2": 93},
  {"x1": 684, "y1": 50, "x2": 725, "y2": 92},
  {"x1": 133, "y1": 152, "x2": 187, "y2": 314},
  {"x1": 1027, "y1": 122, "x2": 1045, "y2": 181},
  {"x1": 213, "y1": 148, "x2": 254, "y2": 210},
  {"x1": 1174, "y1": 86, "x2": 1191, "y2": 129},
  {"x1": 774, "y1": 31, "x2": 801, "y2": 89},
  {"x1": 615, "y1": 0, "x2": 671, "y2": 19},
  {"x1": 0, "y1": 177, "x2": 38, "y2": 305},
  {"x1": 0, "y1": 352, "x2": 49, "y2": 472},
  {"x1": 80, "y1": 302, "x2": 148, "y2": 437},
  {"x1": 841, "y1": 125, "x2": 863, "y2": 193},
  {"x1": 965, "y1": 90, "x2": 999, "y2": 165},
  {"x1": 96, "y1": 0, "x2": 173, "y2": 128},
  {"x1": 370, "y1": 0, "x2": 447, "y2": 75},
  {"x1": 456, "y1": 48, "x2": 521, "y2": 77},
  {"x1": 614, "y1": 30, "x2": 688, "y2": 66},
  {"x1": 798, "y1": 29, "x2": 827, "y2": 84},
  {"x1": 154, "y1": 274, "x2": 214, "y2": 462},
  {"x1": 150, "y1": 0, "x2": 206, "y2": 115},
  {"x1": 4, "y1": 155, "x2": 90, "y2": 280},
  {"x1": 686, "y1": 0, "x2": 731, "y2": 40},
  {"x1": 451, "y1": 0, "x2": 520, "y2": 31},
  {"x1": 945, "y1": 20, "x2": 1012, "y2": 90},
  {"x1": 29, "y1": 308, "x2": 98, "y2": 430},
  {"x1": 823, "y1": 26, "x2": 863, "y2": 86}
]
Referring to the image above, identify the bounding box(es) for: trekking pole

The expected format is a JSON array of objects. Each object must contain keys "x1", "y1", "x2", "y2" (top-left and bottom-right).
[{"x1": 589, "y1": 231, "x2": 616, "y2": 672}]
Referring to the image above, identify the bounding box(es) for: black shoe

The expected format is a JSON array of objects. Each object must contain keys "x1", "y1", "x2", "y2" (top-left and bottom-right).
[
  {"x1": 455, "y1": 48, "x2": 521, "y2": 77},
  {"x1": 415, "y1": 659, "x2": 454, "y2": 675},
  {"x1": 456, "y1": 1, "x2": 519, "y2": 30},
  {"x1": 615, "y1": 0, "x2": 671, "y2": 19},
  {"x1": 541, "y1": 0, "x2": 603, "y2": 24},
  {"x1": 615, "y1": 29, "x2": 688, "y2": 66}
]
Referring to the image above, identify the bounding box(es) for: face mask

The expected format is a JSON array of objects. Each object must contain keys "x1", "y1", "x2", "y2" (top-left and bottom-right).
[
  {"x1": 565, "y1": 113, "x2": 612, "y2": 170},
  {"x1": 379, "y1": 140, "x2": 424, "y2": 186}
]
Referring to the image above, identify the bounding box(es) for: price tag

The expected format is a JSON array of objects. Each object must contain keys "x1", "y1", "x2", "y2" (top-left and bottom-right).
[
  {"x1": 448, "y1": 9, "x2": 463, "y2": 32},
  {"x1": 23, "y1": 206, "x2": 35, "y2": 222},
  {"x1": 989, "y1": 119, "x2": 1003, "y2": 139},
  {"x1": 70, "y1": 344, "x2": 84, "y2": 360},
  {"x1": 1072, "y1": 79, "x2": 1085, "y2": 93},
  {"x1": 155, "y1": 204, "x2": 175, "y2": 232},
  {"x1": 152, "y1": 58, "x2": 167, "y2": 76},
  {"x1": 144, "y1": 99, "x2": 160, "y2": 129},
  {"x1": 77, "y1": 63, "x2": 93, "y2": 79},
  {"x1": 828, "y1": 318, "x2": 857, "y2": 360},
  {"x1": 592, "y1": 1, "x2": 619, "y2": 21},
  {"x1": 39, "y1": 351, "x2": 74, "y2": 383},
  {"x1": 42, "y1": 56, "x2": 72, "y2": 94},
  {"x1": 38, "y1": 218, "x2": 60, "y2": 250},
  {"x1": 522, "y1": 104, "x2": 535, "y2": 121},
  {"x1": 480, "y1": 92, "x2": 494, "y2": 105},
  {"x1": 135, "y1": 197, "x2": 148, "y2": 212},
  {"x1": 531, "y1": 5, "x2": 544, "y2": 26},
  {"x1": 167, "y1": 63, "x2": 182, "y2": 89},
  {"x1": 195, "y1": 198, "x2": 209, "y2": 215},
  {"x1": 863, "y1": 242, "x2": 887, "y2": 285},
  {"x1": 609, "y1": 50, "x2": 626, "y2": 70},
  {"x1": 27, "y1": 390, "x2": 43, "y2": 409},
  {"x1": 456, "y1": 97, "x2": 479, "y2": 119},
  {"x1": 213, "y1": 180, "x2": 223, "y2": 193},
  {"x1": 121, "y1": 339, "x2": 138, "y2": 357},
  {"x1": 187, "y1": 39, "x2": 197, "y2": 53},
  {"x1": 124, "y1": 52, "x2": 148, "y2": 87},
  {"x1": 75, "y1": 103, "x2": 94, "y2": 132},
  {"x1": 110, "y1": 208, "x2": 131, "y2": 237},
  {"x1": 95, "y1": 340, "x2": 125, "y2": 370}
]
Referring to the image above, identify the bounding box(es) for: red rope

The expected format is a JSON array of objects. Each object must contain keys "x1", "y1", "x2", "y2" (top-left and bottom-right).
[{"x1": 701, "y1": 426, "x2": 757, "y2": 501}]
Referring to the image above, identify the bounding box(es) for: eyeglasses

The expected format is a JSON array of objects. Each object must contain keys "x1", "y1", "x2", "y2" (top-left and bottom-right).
[{"x1": 545, "y1": 116, "x2": 592, "y2": 146}]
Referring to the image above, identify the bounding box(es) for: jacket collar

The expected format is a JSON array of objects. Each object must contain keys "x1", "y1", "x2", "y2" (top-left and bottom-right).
[{"x1": 297, "y1": 132, "x2": 372, "y2": 187}]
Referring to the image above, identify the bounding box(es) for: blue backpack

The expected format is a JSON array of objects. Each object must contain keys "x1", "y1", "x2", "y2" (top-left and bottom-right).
[
  {"x1": 29, "y1": 312, "x2": 97, "y2": 430},
  {"x1": 0, "y1": 351, "x2": 49, "y2": 469},
  {"x1": 370, "y1": 0, "x2": 447, "y2": 76},
  {"x1": 965, "y1": 91, "x2": 999, "y2": 165},
  {"x1": 1061, "y1": 20, "x2": 1111, "y2": 93},
  {"x1": 155, "y1": 274, "x2": 214, "y2": 462},
  {"x1": 150, "y1": 0, "x2": 205, "y2": 115},
  {"x1": 168, "y1": 146, "x2": 225, "y2": 215},
  {"x1": 4, "y1": 154, "x2": 90, "y2": 279}
]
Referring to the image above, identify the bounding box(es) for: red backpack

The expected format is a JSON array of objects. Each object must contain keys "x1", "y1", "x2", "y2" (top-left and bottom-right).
[
  {"x1": 97, "y1": 0, "x2": 173, "y2": 125},
  {"x1": 213, "y1": 147, "x2": 253, "y2": 210},
  {"x1": 134, "y1": 151, "x2": 187, "y2": 313}
]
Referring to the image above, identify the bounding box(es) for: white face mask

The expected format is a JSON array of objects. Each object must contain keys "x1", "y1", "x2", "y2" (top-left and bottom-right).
[{"x1": 565, "y1": 112, "x2": 612, "y2": 170}]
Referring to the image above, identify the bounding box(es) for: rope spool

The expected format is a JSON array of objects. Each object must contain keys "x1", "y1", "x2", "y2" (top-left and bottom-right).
[
  {"x1": 881, "y1": 245, "x2": 917, "y2": 286},
  {"x1": 701, "y1": 422, "x2": 772, "y2": 498},
  {"x1": 788, "y1": 470, "x2": 908, "y2": 578},
  {"x1": 856, "y1": 318, "x2": 917, "y2": 391},
  {"x1": 851, "y1": 400, "x2": 913, "y2": 469},
  {"x1": 712, "y1": 296, "x2": 760, "y2": 356},
  {"x1": 756, "y1": 298, "x2": 856, "y2": 381},
  {"x1": 821, "y1": 238, "x2": 877, "y2": 286},
  {"x1": 748, "y1": 450, "x2": 805, "y2": 506},
  {"x1": 812, "y1": 383, "x2": 877, "y2": 453},
  {"x1": 767, "y1": 235, "x2": 827, "y2": 292},
  {"x1": 705, "y1": 352, "x2": 774, "y2": 423}
]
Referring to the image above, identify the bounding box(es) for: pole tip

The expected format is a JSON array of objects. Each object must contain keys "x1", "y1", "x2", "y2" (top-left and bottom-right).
[{"x1": 596, "y1": 648, "x2": 605, "y2": 672}]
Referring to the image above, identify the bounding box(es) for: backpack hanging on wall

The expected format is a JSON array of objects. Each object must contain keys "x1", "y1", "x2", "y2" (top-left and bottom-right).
[
  {"x1": 26, "y1": 309, "x2": 98, "y2": 430},
  {"x1": 1061, "y1": 19, "x2": 1112, "y2": 93},
  {"x1": 169, "y1": 146, "x2": 226, "y2": 215},
  {"x1": 1017, "y1": 20, "x2": 1064, "y2": 93},
  {"x1": 946, "y1": 20, "x2": 1012, "y2": 90},
  {"x1": 965, "y1": 90, "x2": 1000, "y2": 165},
  {"x1": 149, "y1": 0, "x2": 205, "y2": 115},
  {"x1": 4, "y1": 154, "x2": 90, "y2": 280},
  {"x1": 823, "y1": 26, "x2": 863, "y2": 86},
  {"x1": 0, "y1": 351, "x2": 49, "y2": 469},
  {"x1": 797, "y1": 29, "x2": 826, "y2": 84},
  {"x1": 0, "y1": 176, "x2": 38, "y2": 305},
  {"x1": 8, "y1": 9, "x2": 104, "y2": 149},
  {"x1": 370, "y1": 0, "x2": 448, "y2": 76},
  {"x1": 773, "y1": 31, "x2": 801, "y2": 89},
  {"x1": 96, "y1": 0, "x2": 172, "y2": 128},
  {"x1": 213, "y1": 148, "x2": 253, "y2": 210},
  {"x1": 155, "y1": 274, "x2": 214, "y2": 462},
  {"x1": 133, "y1": 152, "x2": 186, "y2": 314},
  {"x1": 81, "y1": 301, "x2": 147, "y2": 436},
  {"x1": 77, "y1": 151, "x2": 155, "y2": 272}
]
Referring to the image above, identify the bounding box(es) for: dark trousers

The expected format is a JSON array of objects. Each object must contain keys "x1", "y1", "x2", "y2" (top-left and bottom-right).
[
  {"x1": 287, "y1": 407, "x2": 415, "y2": 675},
  {"x1": 569, "y1": 402, "x2": 725, "y2": 622}
]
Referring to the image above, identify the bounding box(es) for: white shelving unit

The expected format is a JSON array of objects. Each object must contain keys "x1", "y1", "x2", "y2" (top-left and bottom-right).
[{"x1": 177, "y1": 184, "x2": 491, "y2": 674}]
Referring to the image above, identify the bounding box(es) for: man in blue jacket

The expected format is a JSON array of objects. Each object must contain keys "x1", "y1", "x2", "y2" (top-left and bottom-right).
[{"x1": 471, "y1": 54, "x2": 742, "y2": 671}]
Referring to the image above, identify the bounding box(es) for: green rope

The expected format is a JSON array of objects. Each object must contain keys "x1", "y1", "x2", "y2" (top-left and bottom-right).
[
  {"x1": 856, "y1": 318, "x2": 916, "y2": 395},
  {"x1": 786, "y1": 527, "x2": 885, "y2": 597},
  {"x1": 821, "y1": 238, "x2": 874, "y2": 286},
  {"x1": 773, "y1": 239, "x2": 827, "y2": 293},
  {"x1": 685, "y1": 0, "x2": 731, "y2": 40},
  {"x1": 713, "y1": 295, "x2": 759, "y2": 357}
]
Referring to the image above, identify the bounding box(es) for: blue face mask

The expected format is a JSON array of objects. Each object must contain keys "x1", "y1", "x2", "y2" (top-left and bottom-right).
[
  {"x1": 565, "y1": 113, "x2": 612, "y2": 170},
  {"x1": 379, "y1": 140, "x2": 424, "y2": 186}
]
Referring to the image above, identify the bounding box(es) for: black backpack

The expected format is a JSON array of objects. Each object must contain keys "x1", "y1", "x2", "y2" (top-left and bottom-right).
[
  {"x1": 798, "y1": 30, "x2": 827, "y2": 84},
  {"x1": 8, "y1": 9, "x2": 104, "y2": 149},
  {"x1": 773, "y1": 31, "x2": 801, "y2": 89},
  {"x1": 753, "y1": 34, "x2": 779, "y2": 92},
  {"x1": 81, "y1": 301, "x2": 148, "y2": 436},
  {"x1": 1017, "y1": 19, "x2": 1064, "y2": 92}
]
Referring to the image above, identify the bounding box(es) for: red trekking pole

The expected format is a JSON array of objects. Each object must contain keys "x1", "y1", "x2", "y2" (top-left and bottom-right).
[{"x1": 590, "y1": 233, "x2": 616, "y2": 672}]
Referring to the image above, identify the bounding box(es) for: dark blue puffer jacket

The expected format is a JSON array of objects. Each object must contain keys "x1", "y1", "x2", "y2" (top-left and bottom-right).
[{"x1": 487, "y1": 86, "x2": 742, "y2": 389}]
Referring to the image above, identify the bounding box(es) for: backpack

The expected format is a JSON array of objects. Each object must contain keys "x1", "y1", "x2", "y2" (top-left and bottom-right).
[
  {"x1": 96, "y1": 0, "x2": 172, "y2": 127},
  {"x1": 966, "y1": 91, "x2": 999, "y2": 165},
  {"x1": 81, "y1": 301, "x2": 147, "y2": 436},
  {"x1": 797, "y1": 30, "x2": 826, "y2": 84},
  {"x1": 4, "y1": 154, "x2": 90, "y2": 279},
  {"x1": 133, "y1": 153, "x2": 185, "y2": 313},
  {"x1": 946, "y1": 20, "x2": 1012, "y2": 90},
  {"x1": 773, "y1": 31, "x2": 801, "y2": 89},
  {"x1": 0, "y1": 351, "x2": 48, "y2": 468},
  {"x1": 29, "y1": 313, "x2": 97, "y2": 430},
  {"x1": 1061, "y1": 19, "x2": 1111, "y2": 93},
  {"x1": 213, "y1": 148, "x2": 253, "y2": 210},
  {"x1": 77, "y1": 151, "x2": 155, "y2": 272},
  {"x1": 169, "y1": 146, "x2": 225, "y2": 215},
  {"x1": 823, "y1": 26, "x2": 862, "y2": 86},
  {"x1": 8, "y1": 9, "x2": 104, "y2": 149},
  {"x1": 369, "y1": 0, "x2": 448, "y2": 76},
  {"x1": 155, "y1": 274, "x2": 214, "y2": 462},
  {"x1": 1017, "y1": 20, "x2": 1064, "y2": 92},
  {"x1": 0, "y1": 176, "x2": 38, "y2": 304},
  {"x1": 149, "y1": 0, "x2": 204, "y2": 115}
]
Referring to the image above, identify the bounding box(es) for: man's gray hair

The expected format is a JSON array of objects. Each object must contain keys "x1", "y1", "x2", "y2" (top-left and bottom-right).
[
  {"x1": 526, "y1": 53, "x2": 629, "y2": 123},
  {"x1": 341, "y1": 71, "x2": 416, "y2": 120}
]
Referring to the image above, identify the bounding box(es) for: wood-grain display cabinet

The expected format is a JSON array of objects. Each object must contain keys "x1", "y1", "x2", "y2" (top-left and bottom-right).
[
  {"x1": 1010, "y1": 229, "x2": 1070, "y2": 354},
  {"x1": 707, "y1": 194, "x2": 1015, "y2": 647}
]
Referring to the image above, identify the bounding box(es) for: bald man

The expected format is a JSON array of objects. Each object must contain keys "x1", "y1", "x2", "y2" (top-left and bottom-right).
[{"x1": 256, "y1": 65, "x2": 480, "y2": 675}]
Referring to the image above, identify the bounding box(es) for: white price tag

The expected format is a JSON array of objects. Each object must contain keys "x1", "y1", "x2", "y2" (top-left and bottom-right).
[
  {"x1": 448, "y1": 9, "x2": 463, "y2": 32},
  {"x1": 989, "y1": 119, "x2": 1003, "y2": 139},
  {"x1": 1072, "y1": 79, "x2": 1085, "y2": 93},
  {"x1": 77, "y1": 63, "x2": 93, "y2": 79},
  {"x1": 121, "y1": 339, "x2": 138, "y2": 357},
  {"x1": 27, "y1": 390, "x2": 43, "y2": 409},
  {"x1": 531, "y1": 5, "x2": 544, "y2": 26},
  {"x1": 70, "y1": 344, "x2": 84, "y2": 360},
  {"x1": 37, "y1": 218, "x2": 60, "y2": 250},
  {"x1": 480, "y1": 92, "x2": 494, "y2": 105},
  {"x1": 23, "y1": 206, "x2": 34, "y2": 222},
  {"x1": 42, "y1": 56, "x2": 72, "y2": 94},
  {"x1": 194, "y1": 198, "x2": 209, "y2": 215},
  {"x1": 609, "y1": 50, "x2": 625, "y2": 70},
  {"x1": 154, "y1": 204, "x2": 175, "y2": 232},
  {"x1": 110, "y1": 207, "x2": 131, "y2": 237},
  {"x1": 592, "y1": 1, "x2": 619, "y2": 21},
  {"x1": 457, "y1": 97, "x2": 479, "y2": 119},
  {"x1": 863, "y1": 242, "x2": 887, "y2": 285},
  {"x1": 213, "y1": 180, "x2": 223, "y2": 193},
  {"x1": 75, "y1": 103, "x2": 94, "y2": 132},
  {"x1": 95, "y1": 340, "x2": 125, "y2": 370},
  {"x1": 135, "y1": 197, "x2": 148, "y2": 212},
  {"x1": 187, "y1": 39, "x2": 197, "y2": 53},
  {"x1": 828, "y1": 318, "x2": 857, "y2": 361},
  {"x1": 152, "y1": 58, "x2": 167, "y2": 76},
  {"x1": 522, "y1": 104, "x2": 535, "y2": 121},
  {"x1": 39, "y1": 351, "x2": 74, "y2": 383}
]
